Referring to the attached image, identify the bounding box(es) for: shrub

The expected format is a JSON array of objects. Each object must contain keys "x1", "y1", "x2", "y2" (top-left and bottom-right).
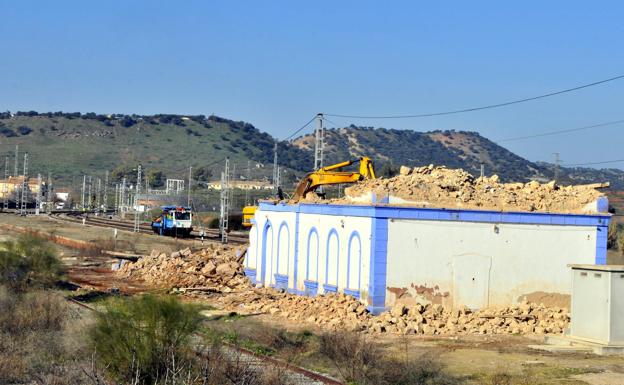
[
  {"x1": 320, "y1": 331, "x2": 459, "y2": 385},
  {"x1": 0, "y1": 233, "x2": 62, "y2": 290},
  {"x1": 89, "y1": 294, "x2": 203, "y2": 384}
]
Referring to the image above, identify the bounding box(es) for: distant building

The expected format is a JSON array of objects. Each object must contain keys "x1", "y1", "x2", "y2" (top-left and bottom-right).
[
  {"x1": 206, "y1": 180, "x2": 273, "y2": 190},
  {"x1": 0, "y1": 176, "x2": 42, "y2": 199}
]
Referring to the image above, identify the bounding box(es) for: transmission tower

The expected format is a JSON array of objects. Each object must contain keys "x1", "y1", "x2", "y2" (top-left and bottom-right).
[
  {"x1": 245, "y1": 160, "x2": 251, "y2": 206},
  {"x1": 95, "y1": 178, "x2": 101, "y2": 210},
  {"x1": 553, "y1": 152, "x2": 561, "y2": 182},
  {"x1": 81, "y1": 175, "x2": 86, "y2": 210},
  {"x1": 35, "y1": 173, "x2": 41, "y2": 215},
  {"x1": 19, "y1": 153, "x2": 28, "y2": 216},
  {"x1": 272, "y1": 142, "x2": 278, "y2": 193},
  {"x1": 87, "y1": 176, "x2": 92, "y2": 210},
  {"x1": 114, "y1": 183, "x2": 119, "y2": 214},
  {"x1": 3, "y1": 155, "x2": 8, "y2": 211},
  {"x1": 121, "y1": 177, "x2": 127, "y2": 218},
  {"x1": 13, "y1": 145, "x2": 18, "y2": 177},
  {"x1": 103, "y1": 171, "x2": 109, "y2": 211},
  {"x1": 219, "y1": 158, "x2": 230, "y2": 244},
  {"x1": 187, "y1": 165, "x2": 192, "y2": 206},
  {"x1": 134, "y1": 165, "x2": 141, "y2": 232},
  {"x1": 46, "y1": 172, "x2": 52, "y2": 212},
  {"x1": 314, "y1": 113, "x2": 324, "y2": 170}
]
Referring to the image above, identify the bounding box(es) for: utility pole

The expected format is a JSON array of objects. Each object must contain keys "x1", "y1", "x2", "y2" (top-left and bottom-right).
[
  {"x1": 19, "y1": 153, "x2": 28, "y2": 216},
  {"x1": 187, "y1": 165, "x2": 192, "y2": 207},
  {"x1": 87, "y1": 176, "x2": 92, "y2": 210},
  {"x1": 2, "y1": 155, "x2": 8, "y2": 211},
  {"x1": 96, "y1": 178, "x2": 101, "y2": 211},
  {"x1": 114, "y1": 183, "x2": 119, "y2": 215},
  {"x1": 219, "y1": 158, "x2": 230, "y2": 244},
  {"x1": 245, "y1": 160, "x2": 250, "y2": 206},
  {"x1": 134, "y1": 165, "x2": 141, "y2": 232},
  {"x1": 35, "y1": 173, "x2": 41, "y2": 215},
  {"x1": 81, "y1": 175, "x2": 86, "y2": 210},
  {"x1": 314, "y1": 113, "x2": 324, "y2": 195},
  {"x1": 314, "y1": 113, "x2": 324, "y2": 170},
  {"x1": 272, "y1": 142, "x2": 278, "y2": 194},
  {"x1": 480, "y1": 163, "x2": 485, "y2": 178},
  {"x1": 46, "y1": 172, "x2": 52, "y2": 212},
  {"x1": 103, "y1": 171, "x2": 109, "y2": 211},
  {"x1": 121, "y1": 177, "x2": 126, "y2": 219},
  {"x1": 14, "y1": 145, "x2": 18, "y2": 177},
  {"x1": 553, "y1": 152, "x2": 561, "y2": 183}
]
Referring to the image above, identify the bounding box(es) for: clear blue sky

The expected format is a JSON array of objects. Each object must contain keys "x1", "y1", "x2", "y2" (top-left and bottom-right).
[{"x1": 1, "y1": 1, "x2": 623, "y2": 168}]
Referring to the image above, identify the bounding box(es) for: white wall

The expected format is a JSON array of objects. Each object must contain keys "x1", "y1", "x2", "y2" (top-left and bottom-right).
[
  {"x1": 386, "y1": 219, "x2": 597, "y2": 309},
  {"x1": 247, "y1": 208, "x2": 373, "y2": 300}
]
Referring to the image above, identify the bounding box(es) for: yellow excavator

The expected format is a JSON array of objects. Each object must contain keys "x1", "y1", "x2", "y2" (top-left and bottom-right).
[{"x1": 242, "y1": 157, "x2": 376, "y2": 227}]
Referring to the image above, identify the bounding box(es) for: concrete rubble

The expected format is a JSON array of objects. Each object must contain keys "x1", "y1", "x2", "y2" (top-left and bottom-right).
[
  {"x1": 116, "y1": 246, "x2": 570, "y2": 336},
  {"x1": 339, "y1": 164, "x2": 607, "y2": 213},
  {"x1": 116, "y1": 244, "x2": 248, "y2": 293}
]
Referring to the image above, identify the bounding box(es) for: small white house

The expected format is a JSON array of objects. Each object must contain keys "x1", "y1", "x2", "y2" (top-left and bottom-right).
[{"x1": 245, "y1": 198, "x2": 610, "y2": 313}]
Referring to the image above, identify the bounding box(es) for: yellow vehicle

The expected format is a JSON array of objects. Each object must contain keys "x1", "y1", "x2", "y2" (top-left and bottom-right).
[{"x1": 241, "y1": 157, "x2": 376, "y2": 228}]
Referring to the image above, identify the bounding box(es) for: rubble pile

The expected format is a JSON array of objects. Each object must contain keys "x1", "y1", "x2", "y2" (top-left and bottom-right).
[
  {"x1": 116, "y1": 245, "x2": 249, "y2": 292},
  {"x1": 340, "y1": 165, "x2": 606, "y2": 213},
  {"x1": 223, "y1": 289, "x2": 569, "y2": 336}
]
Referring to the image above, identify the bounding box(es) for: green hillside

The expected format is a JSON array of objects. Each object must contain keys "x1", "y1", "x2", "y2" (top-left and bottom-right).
[{"x1": 1, "y1": 112, "x2": 623, "y2": 191}]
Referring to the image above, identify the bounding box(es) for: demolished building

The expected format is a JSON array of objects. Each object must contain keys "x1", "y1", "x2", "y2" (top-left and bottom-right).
[{"x1": 244, "y1": 166, "x2": 611, "y2": 313}]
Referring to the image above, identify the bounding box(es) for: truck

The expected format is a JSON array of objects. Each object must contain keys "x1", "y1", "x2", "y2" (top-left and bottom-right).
[{"x1": 151, "y1": 205, "x2": 193, "y2": 237}]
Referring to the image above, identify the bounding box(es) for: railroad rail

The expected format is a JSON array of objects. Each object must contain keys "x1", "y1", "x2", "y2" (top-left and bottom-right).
[
  {"x1": 66, "y1": 297, "x2": 344, "y2": 385},
  {"x1": 47, "y1": 211, "x2": 249, "y2": 245}
]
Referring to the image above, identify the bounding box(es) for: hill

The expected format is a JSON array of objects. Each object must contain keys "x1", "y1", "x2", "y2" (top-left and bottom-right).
[{"x1": 1, "y1": 112, "x2": 623, "y2": 190}]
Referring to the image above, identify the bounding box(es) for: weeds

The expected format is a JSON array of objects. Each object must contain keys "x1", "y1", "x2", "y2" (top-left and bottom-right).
[
  {"x1": 0, "y1": 232, "x2": 62, "y2": 290},
  {"x1": 88, "y1": 294, "x2": 203, "y2": 384}
]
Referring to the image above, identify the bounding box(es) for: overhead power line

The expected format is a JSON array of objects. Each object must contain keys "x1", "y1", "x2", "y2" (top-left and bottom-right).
[
  {"x1": 497, "y1": 118, "x2": 624, "y2": 142},
  {"x1": 564, "y1": 159, "x2": 624, "y2": 167},
  {"x1": 283, "y1": 115, "x2": 317, "y2": 141},
  {"x1": 325, "y1": 74, "x2": 624, "y2": 119}
]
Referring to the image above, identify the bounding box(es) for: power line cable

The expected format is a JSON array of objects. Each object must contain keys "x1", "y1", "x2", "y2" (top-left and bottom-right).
[
  {"x1": 325, "y1": 74, "x2": 624, "y2": 119},
  {"x1": 283, "y1": 115, "x2": 317, "y2": 141},
  {"x1": 564, "y1": 159, "x2": 624, "y2": 167},
  {"x1": 497, "y1": 118, "x2": 624, "y2": 142}
]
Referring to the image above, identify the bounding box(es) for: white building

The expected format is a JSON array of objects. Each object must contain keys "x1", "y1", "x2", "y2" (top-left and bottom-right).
[{"x1": 245, "y1": 197, "x2": 611, "y2": 314}]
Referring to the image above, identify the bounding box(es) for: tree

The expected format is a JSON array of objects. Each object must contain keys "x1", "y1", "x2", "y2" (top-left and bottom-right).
[
  {"x1": 147, "y1": 170, "x2": 166, "y2": 188},
  {"x1": 193, "y1": 166, "x2": 213, "y2": 182},
  {"x1": 110, "y1": 164, "x2": 139, "y2": 184}
]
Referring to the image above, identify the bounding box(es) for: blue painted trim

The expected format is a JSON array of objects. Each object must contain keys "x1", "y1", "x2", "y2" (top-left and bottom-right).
[
  {"x1": 244, "y1": 268, "x2": 257, "y2": 284},
  {"x1": 325, "y1": 228, "x2": 339, "y2": 286},
  {"x1": 293, "y1": 212, "x2": 300, "y2": 293},
  {"x1": 346, "y1": 231, "x2": 362, "y2": 290},
  {"x1": 261, "y1": 220, "x2": 273, "y2": 286},
  {"x1": 254, "y1": 225, "x2": 259, "y2": 272},
  {"x1": 343, "y1": 288, "x2": 360, "y2": 299},
  {"x1": 303, "y1": 280, "x2": 318, "y2": 296},
  {"x1": 257, "y1": 201, "x2": 610, "y2": 227},
  {"x1": 595, "y1": 222, "x2": 610, "y2": 265},
  {"x1": 323, "y1": 284, "x2": 338, "y2": 293},
  {"x1": 276, "y1": 221, "x2": 290, "y2": 276},
  {"x1": 274, "y1": 273, "x2": 289, "y2": 290},
  {"x1": 306, "y1": 227, "x2": 319, "y2": 281},
  {"x1": 367, "y1": 217, "x2": 388, "y2": 315}
]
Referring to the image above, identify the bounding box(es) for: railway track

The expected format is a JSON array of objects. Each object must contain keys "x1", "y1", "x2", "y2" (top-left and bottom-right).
[
  {"x1": 66, "y1": 297, "x2": 344, "y2": 385},
  {"x1": 49, "y1": 211, "x2": 249, "y2": 245}
]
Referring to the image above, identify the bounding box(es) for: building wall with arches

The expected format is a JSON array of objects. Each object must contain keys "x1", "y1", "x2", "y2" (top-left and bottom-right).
[{"x1": 245, "y1": 200, "x2": 610, "y2": 314}]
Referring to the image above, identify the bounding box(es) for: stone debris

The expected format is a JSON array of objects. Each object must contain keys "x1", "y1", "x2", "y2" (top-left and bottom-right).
[
  {"x1": 118, "y1": 246, "x2": 569, "y2": 336},
  {"x1": 222, "y1": 289, "x2": 570, "y2": 336},
  {"x1": 339, "y1": 165, "x2": 607, "y2": 213},
  {"x1": 116, "y1": 244, "x2": 249, "y2": 292}
]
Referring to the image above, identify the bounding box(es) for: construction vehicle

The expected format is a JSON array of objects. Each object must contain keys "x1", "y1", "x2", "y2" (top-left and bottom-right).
[
  {"x1": 151, "y1": 205, "x2": 193, "y2": 237},
  {"x1": 242, "y1": 157, "x2": 376, "y2": 227}
]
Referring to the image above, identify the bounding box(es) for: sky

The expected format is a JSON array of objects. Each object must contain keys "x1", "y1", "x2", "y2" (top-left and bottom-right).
[{"x1": 1, "y1": 1, "x2": 623, "y2": 168}]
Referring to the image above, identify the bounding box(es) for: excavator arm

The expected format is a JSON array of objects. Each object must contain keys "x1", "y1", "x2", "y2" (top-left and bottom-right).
[{"x1": 292, "y1": 157, "x2": 376, "y2": 201}]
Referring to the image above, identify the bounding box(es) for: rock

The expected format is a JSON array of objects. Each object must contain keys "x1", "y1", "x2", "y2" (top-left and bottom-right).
[{"x1": 399, "y1": 165, "x2": 412, "y2": 176}]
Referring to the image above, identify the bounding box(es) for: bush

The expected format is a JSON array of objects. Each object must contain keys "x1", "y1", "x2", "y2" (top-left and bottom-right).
[
  {"x1": 320, "y1": 331, "x2": 459, "y2": 385},
  {"x1": 0, "y1": 233, "x2": 62, "y2": 291},
  {"x1": 89, "y1": 295, "x2": 203, "y2": 384}
]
